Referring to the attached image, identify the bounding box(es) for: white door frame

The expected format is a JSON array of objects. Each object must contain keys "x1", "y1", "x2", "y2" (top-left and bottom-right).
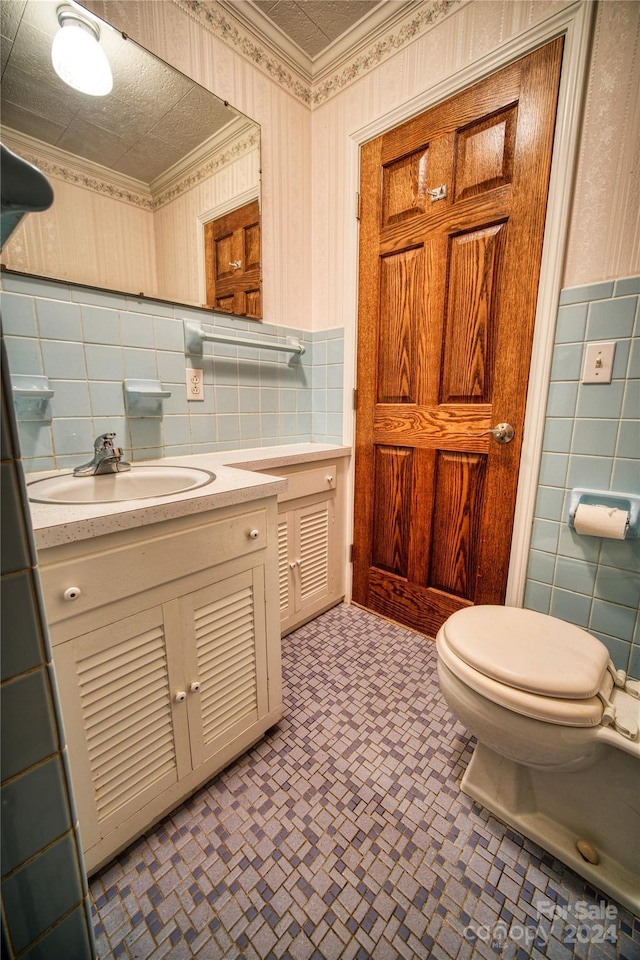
[{"x1": 343, "y1": 0, "x2": 595, "y2": 609}]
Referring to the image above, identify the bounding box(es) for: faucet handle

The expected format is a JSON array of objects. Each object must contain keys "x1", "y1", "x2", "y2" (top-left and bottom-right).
[{"x1": 95, "y1": 432, "x2": 117, "y2": 450}]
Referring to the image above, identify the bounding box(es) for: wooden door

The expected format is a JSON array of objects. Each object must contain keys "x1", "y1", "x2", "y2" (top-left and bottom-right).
[
  {"x1": 353, "y1": 40, "x2": 563, "y2": 637},
  {"x1": 204, "y1": 199, "x2": 262, "y2": 318}
]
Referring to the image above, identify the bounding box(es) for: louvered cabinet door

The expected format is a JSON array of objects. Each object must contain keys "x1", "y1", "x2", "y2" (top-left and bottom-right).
[
  {"x1": 279, "y1": 497, "x2": 336, "y2": 634},
  {"x1": 277, "y1": 513, "x2": 294, "y2": 623},
  {"x1": 295, "y1": 501, "x2": 334, "y2": 609},
  {"x1": 53, "y1": 606, "x2": 188, "y2": 851},
  {"x1": 179, "y1": 567, "x2": 270, "y2": 770}
]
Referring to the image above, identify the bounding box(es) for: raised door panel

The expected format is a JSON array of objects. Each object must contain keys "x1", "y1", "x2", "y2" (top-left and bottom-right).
[
  {"x1": 182, "y1": 568, "x2": 269, "y2": 769},
  {"x1": 377, "y1": 248, "x2": 424, "y2": 404},
  {"x1": 440, "y1": 223, "x2": 507, "y2": 404},
  {"x1": 453, "y1": 106, "x2": 517, "y2": 201},
  {"x1": 244, "y1": 222, "x2": 261, "y2": 272},
  {"x1": 244, "y1": 288, "x2": 262, "y2": 319},
  {"x1": 53, "y1": 606, "x2": 185, "y2": 848},
  {"x1": 428, "y1": 450, "x2": 487, "y2": 598},
  {"x1": 382, "y1": 148, "x2": 429, "y2": 226},
  {"x1": 370, "y1": 446, "x2": 413, "y2": 579}
]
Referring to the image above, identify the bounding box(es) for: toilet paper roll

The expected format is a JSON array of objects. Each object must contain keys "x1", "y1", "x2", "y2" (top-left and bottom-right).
[{"x1": 573, "y1": 503, "x2": 629, "y2": 539}]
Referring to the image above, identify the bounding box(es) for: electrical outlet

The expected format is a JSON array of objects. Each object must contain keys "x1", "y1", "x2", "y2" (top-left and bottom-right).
[
  {"x1": 186, "y1": 366, "x2": 204, "y2": 401},
  {"x1": 581, "y1": 341, "x2": 616, "y2": 384}
]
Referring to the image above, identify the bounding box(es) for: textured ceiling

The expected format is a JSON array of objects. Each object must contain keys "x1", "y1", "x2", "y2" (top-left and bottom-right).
[
  {"x1": 223, "y1": 0, "x2": 414, "y2": 77},
  {"x1": 0, "y1": 0, "x2": 414, "y2": 184},
  {"x1": 0, "y1": 0, "x2": 247, "y2": 185},
  {"x1": 253, "y1": 0, "x2": 382, "y2": 58}
]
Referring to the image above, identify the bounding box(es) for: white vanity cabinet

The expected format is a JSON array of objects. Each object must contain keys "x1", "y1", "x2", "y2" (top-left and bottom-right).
[
  {"x1": 38, "y1": 499, "x2": 282, "y2": 875},
  {"x1": 260, "y1": 458, "x2": 347, "y2": 634}
]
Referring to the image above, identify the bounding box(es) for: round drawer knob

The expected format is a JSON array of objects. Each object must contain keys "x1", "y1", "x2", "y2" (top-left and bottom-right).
[
  {"x1": 326, "y1": 475, "x2": 334, "y2": 484},
  {"x1": 175, "y1": 691, "x2": 186, "y2": 703},
  {"x1": 190, "y1": 681, "x2": 201, "y2": 693},
  {"x1": 63, "y1": 587, "x2": 82, "y2": 601},
  {"x1": 248, "y1": 529, "x2": 260, "y2": 540}
]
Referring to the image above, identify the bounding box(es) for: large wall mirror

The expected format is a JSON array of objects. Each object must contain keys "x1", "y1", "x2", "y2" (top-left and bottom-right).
[{"x1": 0, "y1": 0, "x2": 262, "y2": 318}]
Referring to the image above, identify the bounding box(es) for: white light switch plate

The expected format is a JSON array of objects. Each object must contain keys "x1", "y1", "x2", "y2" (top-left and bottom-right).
[
  {"x1": 581, "y1": 341, "x2": 616, "y2": 384},
  {"x1": 186, "y1": 366, "x2": 204, "y2": 400}
]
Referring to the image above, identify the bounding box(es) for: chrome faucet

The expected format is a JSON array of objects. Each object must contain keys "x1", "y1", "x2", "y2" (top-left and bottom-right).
[{"x1": 73, "y1": 433, "x2": 131, "y2": 476}]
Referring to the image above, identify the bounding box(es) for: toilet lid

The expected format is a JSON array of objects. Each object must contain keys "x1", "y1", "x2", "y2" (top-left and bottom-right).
[
  {"x1": 437, "y1": 639, "x2": 607, "y2": 727},
  {"x1": 440, "y1": 606, "x2": 610, "y2": 699}
]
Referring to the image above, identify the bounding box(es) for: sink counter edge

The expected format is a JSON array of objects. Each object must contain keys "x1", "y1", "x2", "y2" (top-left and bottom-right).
[{"x1": 28, "y1": 443, "x2": 351, "y2": 550}]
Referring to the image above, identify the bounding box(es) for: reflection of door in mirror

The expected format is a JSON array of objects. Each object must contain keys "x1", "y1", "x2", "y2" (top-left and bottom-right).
[
  {"x1": 204, "y1": 200, "x2": 262, "y2": 319},
  {"x1": 0, "y1": 0, "x2": 261, "y2": 319}
]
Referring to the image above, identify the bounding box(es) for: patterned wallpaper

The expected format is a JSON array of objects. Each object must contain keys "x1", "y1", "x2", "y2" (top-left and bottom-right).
[
  {"x1": 563, "y1": 1, "x2": 640, "y2": 287},
  {"x1": 73, "y1": 0, "x2": 640, "y2": 333},
  {"x1": 84, "y1": 0, "x2": 313, "y2": 332},
  {"x1": 1, "y1": 133, "x2": 260, "y2": 309}
]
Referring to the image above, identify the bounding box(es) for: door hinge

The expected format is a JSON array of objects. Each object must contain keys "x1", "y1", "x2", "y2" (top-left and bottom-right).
[
  {"x1": 352, "y1": 387, "x2": 358, "y2": 410},
  {"x1": 356, "y1": 191, "x2": 361, "y2": 221},
  {"x1": 349, "y1": 544, "x2": 354, "y2": 563}
]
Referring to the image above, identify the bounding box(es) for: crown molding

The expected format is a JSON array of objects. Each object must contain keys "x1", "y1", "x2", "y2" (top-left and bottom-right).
[
  {"x1": 312, "y1": 0, "x2": 461, "y2": 105},
  {"x1": 1, "y1": 129, "x2": 154, "y2": 210},
  {"x1": 177, "y1": 0, "x2": 312, "y2": 104},
  {"x1": 216, "y1": 0, "x2": 316, "y2": 83},
  {"x1": 311, "y1": 0, "x2": 420, "y2": 82},
  {"x1": 215, "y1": 0, "x2": 420, "y2": 84},
  {"x1": 176, "y1": 0, "x2": 460, "y2": 107},
  {"x1": 150, "y1": 116, "x2": 259, "y2": 205},
  {"x1": 3, "y1": 122, "x2": 260, "y2": 213}
]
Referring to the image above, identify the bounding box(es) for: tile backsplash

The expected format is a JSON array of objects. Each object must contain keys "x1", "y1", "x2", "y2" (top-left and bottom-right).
[
  {"x1": 0, "y1": 274, "x2": 344, "y2": 471},
  {"x1": 525, "y1": 276, "x2": 639, "y2": 679},
  {"x1": 3, "y1": 271, "x2": 638, "y2": 677}
]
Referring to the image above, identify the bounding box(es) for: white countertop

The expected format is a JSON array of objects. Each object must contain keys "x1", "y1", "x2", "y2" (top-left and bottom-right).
[{"x1": 27, "y1": 443, "x2": 351, "y2": 550}]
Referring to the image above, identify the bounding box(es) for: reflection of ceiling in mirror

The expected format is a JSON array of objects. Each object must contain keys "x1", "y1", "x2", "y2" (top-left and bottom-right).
[{"x1": 0, "y1": 0, "x2": 245, "y2": 185}]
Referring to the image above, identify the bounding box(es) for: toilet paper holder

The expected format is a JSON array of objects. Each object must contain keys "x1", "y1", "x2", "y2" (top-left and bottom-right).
[{"x1": 568, "y1": 489, "x2": 640, "y2": 539}]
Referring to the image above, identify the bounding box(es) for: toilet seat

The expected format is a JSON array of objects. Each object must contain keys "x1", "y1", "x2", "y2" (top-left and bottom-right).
[
  {"x1": 437, "y1": 606, "x2": 612, "y2": 728},
  {"x1": 442, "y1": 606, "x2": 610, "y2": 697}
]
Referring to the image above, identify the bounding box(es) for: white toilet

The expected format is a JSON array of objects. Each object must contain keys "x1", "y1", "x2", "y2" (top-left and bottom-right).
[{"x1": 436, "y1": 605, "x2": 640, "y2": 915}]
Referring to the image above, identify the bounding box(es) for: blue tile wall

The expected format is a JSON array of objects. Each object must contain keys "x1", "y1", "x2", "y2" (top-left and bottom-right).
[
  {"x1": 525, "y1": 275, "x2": 640, "y2": 679},
  {"x1": 0, "y1": 274, "x2": 344, "y2": 471},
  {"x1": 0, "y1": 340, "x2": 94, "y2": 959}
]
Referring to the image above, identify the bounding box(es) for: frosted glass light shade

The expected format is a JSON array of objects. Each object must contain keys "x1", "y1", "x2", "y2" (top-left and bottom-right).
[{"x1": 51, "y1": 17, "x2": 112, "y2": 96}]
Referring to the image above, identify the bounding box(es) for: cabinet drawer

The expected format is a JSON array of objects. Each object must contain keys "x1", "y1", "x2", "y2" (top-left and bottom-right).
[
  {"x1": 40, "y1": 507, "x2": 267, "y2": 627},
  {"x1": 277, "y1": 464, "x2": 336, "y2": 503}
]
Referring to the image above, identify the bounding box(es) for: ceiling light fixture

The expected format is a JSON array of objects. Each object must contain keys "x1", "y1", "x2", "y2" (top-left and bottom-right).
[{"x1": 51, "y1": 5, "x2": 113, "y2": 97}]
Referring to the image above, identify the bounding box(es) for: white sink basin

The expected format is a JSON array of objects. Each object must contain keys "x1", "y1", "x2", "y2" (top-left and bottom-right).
[{"x1": 27, "y1": 465, "x2": 216, "y2": 504}]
